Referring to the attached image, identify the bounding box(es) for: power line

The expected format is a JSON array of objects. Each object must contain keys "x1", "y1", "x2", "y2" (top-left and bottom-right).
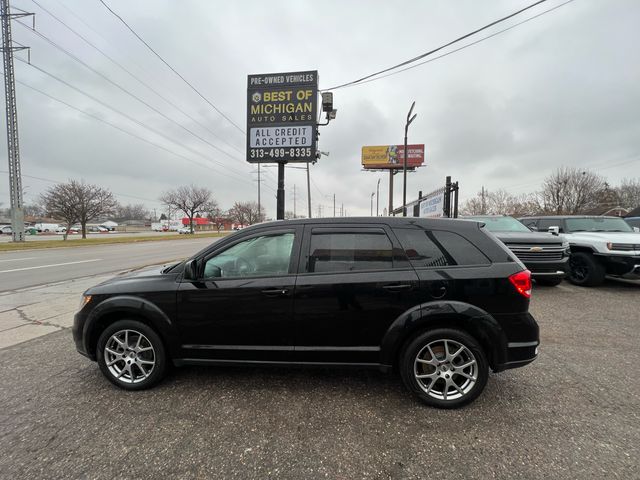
[
  {"x1": 341, "y1": 0, "x2": 575, "y2": 89},
  {"x1": 15, "y1": 21, "x2": 249, "y2": 170},
  {"x1": 28, "y1": 0, "x2": 244, "y2": 156},
  {"x1": 10, "y1": 67, "x2": 256, "y2": 189},
  {"x1": 15, "y1": 57, "x2": 256, "y2": 185},
  {"x1": 97, "y1": 0, "x2": 246, "y2": 135},
  {"x1": 324, "y1": 0, "x2": 550, "y2": 91}
]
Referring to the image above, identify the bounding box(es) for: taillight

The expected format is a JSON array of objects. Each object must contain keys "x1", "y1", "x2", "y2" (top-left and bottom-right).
[{"x1": 509, "y1": 270, "x2": 532, "y2": 298}]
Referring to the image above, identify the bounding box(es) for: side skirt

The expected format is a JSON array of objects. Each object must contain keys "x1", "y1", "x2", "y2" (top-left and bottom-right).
[{"x1": 173, "y1": 358, "x2": 392, "y2": 373}]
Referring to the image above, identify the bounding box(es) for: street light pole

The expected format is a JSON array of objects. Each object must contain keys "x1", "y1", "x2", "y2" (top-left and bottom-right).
[
  {"x1": 376, "y1": 178, "x2": 380, "y2": 216},
  {"x1": 370, "y1": 192, "x2": 375, "y2": 216},
  {"x1": 403, "y1": 101, "x2": 417, "y2": 217}
]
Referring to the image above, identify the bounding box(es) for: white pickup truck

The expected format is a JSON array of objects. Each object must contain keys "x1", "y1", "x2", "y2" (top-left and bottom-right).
[{"x1": 519, "y1": 216, "x2": 640, "y2": 286}]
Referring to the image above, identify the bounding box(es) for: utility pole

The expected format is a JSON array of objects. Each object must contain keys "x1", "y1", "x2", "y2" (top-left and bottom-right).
[
  {"x1": 1, "y1": 0, "x2": 32, "y2": 242},
  {"x1": 402, "y1": 101, "x2": 417, "y2": 217},
  {"x1": 333, "y1": 193, "x2": 335, "y2": 217},
  {"x1": 293, "y1": 184, "x2": 297, "y2": 218},
  {"x1": 481, "y1": 185, "x2": 486, "y2": 215},
  {"x1": 257, "y1": 163, "x2": 261, "y2": 221},
  {"x1": 306, "y1": 162, "x2": 312, "y2": 218},
  {"x1": 340, "y1": 203, "x2": 344, "y2": 217},
  {"x1": 376, "y1": 178, "x2": 380, "y2": 216}
]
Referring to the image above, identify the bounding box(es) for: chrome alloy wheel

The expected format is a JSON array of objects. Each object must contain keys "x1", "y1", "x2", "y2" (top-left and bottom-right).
[
  {"x1": 104, "y1": 329, "x2": 156, "y2": 384},
  {"x1": 414, "y1": 339, "x2": 478, "y2": 401}
]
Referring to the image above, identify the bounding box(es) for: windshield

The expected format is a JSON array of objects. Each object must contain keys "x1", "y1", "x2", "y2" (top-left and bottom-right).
[
  {"x1": 566, "y1": 217, "x2": 633, "y2": 232},
  {"x1": 467, "y1": 216, "x2": 531, "y2": 233}
]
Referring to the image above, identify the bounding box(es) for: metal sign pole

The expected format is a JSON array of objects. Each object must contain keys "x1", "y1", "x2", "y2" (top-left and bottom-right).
[{"x1": 276, "y1": 162, "x2": 286, "y2": 220}]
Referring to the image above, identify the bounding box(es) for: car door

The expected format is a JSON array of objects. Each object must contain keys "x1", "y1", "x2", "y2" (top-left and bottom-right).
[
  {"x1": 177, "y1": 226, "x2": 302, "y2": 362},
  {"x1": 292, "y1": 224, "x2": 421, "y2": 364}
]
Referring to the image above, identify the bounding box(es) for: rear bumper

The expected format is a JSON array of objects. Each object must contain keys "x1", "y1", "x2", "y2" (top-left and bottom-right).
[{"x1": 492, "y1": 312, "x2": 539, "y2": 372}]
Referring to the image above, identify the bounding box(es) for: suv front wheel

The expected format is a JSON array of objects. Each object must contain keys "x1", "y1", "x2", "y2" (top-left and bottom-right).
[
  {"x1": 568, "y1": 252, "x2": 605, "y2": 287},
  {"x1": 96, "y1": 320, "x2": 167, "y2": 390},
  {"x1": 400, "y1": 328, "x2": 488, "y2": 408}
]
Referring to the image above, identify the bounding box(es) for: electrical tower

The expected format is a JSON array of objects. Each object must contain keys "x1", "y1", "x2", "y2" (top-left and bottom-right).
[{"x1": 1, "y1": 0, "x2": 32, "y2": 242}]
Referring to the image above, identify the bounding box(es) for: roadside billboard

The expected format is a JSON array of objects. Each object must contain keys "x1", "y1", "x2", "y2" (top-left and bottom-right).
[
  {"x1": 247, "y1": 70, "x2": 318, "y2": 163},
  {"x1": 361, "y1": 144, "x2": 425, "y2": 169},
  {"x1": 419, "y1": 192, "x2": 444, "y2": 218}
]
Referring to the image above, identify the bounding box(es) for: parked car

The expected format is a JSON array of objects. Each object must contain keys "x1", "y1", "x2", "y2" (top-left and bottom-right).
[
  {"x1": 34, "y1": 223, "x2": 59, "y2": 233},
  {"x1": 74, "y1": 217, "x2": 539, "y2": 408},
  {"x1": 519, "y1": 215, "x2": 640, "y2": 286},
  {"x1": 1, "y1": 225, "x2": 12, "y2": 235},
  {"x1": 465, "y1": 215, "x2": 569, "y2": 286},
  {"x1": 88, "y1": 226, "x2": 109, "y2": 233},
  {"x1": 178, "y1": 226, "x2": 194, "y2": 234}
]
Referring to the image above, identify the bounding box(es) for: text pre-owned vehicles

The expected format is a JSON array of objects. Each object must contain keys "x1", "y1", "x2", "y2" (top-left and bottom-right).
[
  {"x1": 519, "y1": 216, "x2": 640, "y2": 286},
  {"x1": 465, "y1": 215, "x2": 569, "y2": 286},
  {"x1": 73, "y1": 217, "x2": 539, "y2": 408}
]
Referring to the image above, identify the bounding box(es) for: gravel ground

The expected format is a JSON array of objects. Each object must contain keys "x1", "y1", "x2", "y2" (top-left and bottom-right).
[{"x1": 0, "y1": 279, "x2": 638, "y2": 479}]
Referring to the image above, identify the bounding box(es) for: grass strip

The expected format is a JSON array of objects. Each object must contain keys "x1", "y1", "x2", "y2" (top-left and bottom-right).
[{"x1": 0, "y1": 232, "x2": 228, "y2": 252}]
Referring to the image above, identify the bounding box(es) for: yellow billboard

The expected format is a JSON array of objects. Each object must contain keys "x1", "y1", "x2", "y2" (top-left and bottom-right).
[{"x1": 361, "y1": 145, "x2": 425, "y2": 169}]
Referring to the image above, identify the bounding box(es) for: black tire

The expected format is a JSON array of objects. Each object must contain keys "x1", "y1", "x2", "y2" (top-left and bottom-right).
[
  {"x1": 96, "y1": 319, "x2": 167, "y2": 391},
  {"x1": 568, "y1": 252, "x2": 605, "y2": 287},
  {"x1": 535, "y1": 277, "x2": 563, "y2": 287},
  {"x1": 399, "y1": 328, "x2": 489, "y2": 409}
]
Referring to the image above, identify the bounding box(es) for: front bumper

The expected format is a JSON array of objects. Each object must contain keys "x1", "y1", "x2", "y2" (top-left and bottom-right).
[
  {"x1": 596, "y1": 254, "x2": 640, "y2": 278},
  {"x1": 524, "y1": 256, "x2": 568, "y2": 279},
  {"x1": 72, "y1": 311, "x2": 94, "y2": 360}
]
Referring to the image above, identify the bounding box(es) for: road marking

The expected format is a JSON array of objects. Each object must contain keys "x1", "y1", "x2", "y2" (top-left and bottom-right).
[
  {"x1": 0, "y1": 259, "x2": 102, "y2": 274},
  {"x1": 0, "y1": 257, "x2": 38, "y2": 263}
]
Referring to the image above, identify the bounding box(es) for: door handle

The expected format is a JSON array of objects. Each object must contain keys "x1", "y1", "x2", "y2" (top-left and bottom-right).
[
  {"x1": 382, "y1": 284, "x2": 413, "y2": 292},
  {"x1": 261, "y1": 288, "x2": 289, "y2": 297}
]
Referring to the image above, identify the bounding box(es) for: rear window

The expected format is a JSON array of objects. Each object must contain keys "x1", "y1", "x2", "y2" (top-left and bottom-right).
[{"x1": 393, "y1": 228, "x2": 489, "y2": 268}]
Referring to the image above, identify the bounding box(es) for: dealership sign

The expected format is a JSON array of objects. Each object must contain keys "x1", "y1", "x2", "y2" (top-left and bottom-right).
[
  {"x1": 419, "y1": 192, "x2": 444, "y2": 218},
  {"x1": 247, "y1": 70, "x2": 318, "y2": 163},
  {"x1": 361, "y1": 144, "x2": 425, "y2": 169}
]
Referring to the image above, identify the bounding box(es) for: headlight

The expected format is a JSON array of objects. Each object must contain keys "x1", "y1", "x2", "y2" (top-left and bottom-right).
[{"x1": 79, "y1": 295, "x2": 92, "y2": 310}]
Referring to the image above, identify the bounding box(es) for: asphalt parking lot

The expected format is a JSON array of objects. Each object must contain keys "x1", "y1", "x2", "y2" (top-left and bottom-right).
[{"x1": 1, "y1": 279, "x2": 638, "y2": 479}]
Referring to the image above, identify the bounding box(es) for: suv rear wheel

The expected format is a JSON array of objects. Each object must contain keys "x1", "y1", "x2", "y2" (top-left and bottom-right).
[
  {"x1": 96, "y1": 320, "x2": 167, "y2": 390},
  {"x1": 568, "y1": 252, "x2": 605, "y2": 287},
  {"x1": 400, "y1": 328, "x2": 488, "y2": 409}
]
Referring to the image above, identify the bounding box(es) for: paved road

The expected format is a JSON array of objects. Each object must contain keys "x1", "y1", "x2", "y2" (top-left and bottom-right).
[
  {"x1": 0, "y1": 279, "x2": 638, "y2": 479},
  {"x1": 0, "y1": 237, "x2": 217, "y2": 291}
]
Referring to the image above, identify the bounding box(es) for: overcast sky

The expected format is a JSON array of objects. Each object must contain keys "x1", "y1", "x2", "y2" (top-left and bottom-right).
[{"x1": 2, "y1": 0, "x2": 639, "y2": 219}]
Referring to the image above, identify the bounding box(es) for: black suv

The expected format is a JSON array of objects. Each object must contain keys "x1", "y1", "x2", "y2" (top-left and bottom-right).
[
  {"x1": 73, "y1": 217, "x2": 539, "y2": 408},
  {"x1": 465, "y1": 215, "x2": 569, "y2": 286}
]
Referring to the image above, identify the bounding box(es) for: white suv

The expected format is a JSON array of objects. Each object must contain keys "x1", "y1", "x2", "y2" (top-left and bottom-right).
[{"x1": 519, "y1": 216, "x2": 640, "y2": 286}]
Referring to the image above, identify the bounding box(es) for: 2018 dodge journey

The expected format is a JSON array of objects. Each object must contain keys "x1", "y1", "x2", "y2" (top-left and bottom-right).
[{"x1": 73, "y1": 217, "x2": 539, "y2": 408}]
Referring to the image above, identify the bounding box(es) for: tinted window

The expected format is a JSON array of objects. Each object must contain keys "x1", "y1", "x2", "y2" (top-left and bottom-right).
[
  {"x1": 468, "y1": 216, "x2": 531, "y2": 232},
  {"x1": 308, "y1": 231, "x2": 393, "y2": 273},
  {"x1": 537, "y1": 219, "x2": 564, "y2": 233},
  {"x1": 394, "y1": 229, "x2": 489, "y2": 267},
  {"x1": 204, "y1": 232, "x2": 294, "y2": 278},
  {"x1": 520, "y1": 218, "x2": 538, "y2": 229}
]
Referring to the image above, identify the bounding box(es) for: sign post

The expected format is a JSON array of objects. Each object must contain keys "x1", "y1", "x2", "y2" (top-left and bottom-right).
[{"x1": 247, "y1": 71, "x2": 318, "y2": 220}]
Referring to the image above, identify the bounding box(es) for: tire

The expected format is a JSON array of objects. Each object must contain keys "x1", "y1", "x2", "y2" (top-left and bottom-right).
[
  {"x1": 96, "y1": 319, "x2": 167, "y2": 390},
  {"x1": 535, "y1": 277, "x2": 563, "y2": 287},
  {"x1": 568, "y1": 252, "x2": 605, "y2": 287},
  {"x1": 399, "y1": 328, "x2": 489, "y2": 409}
]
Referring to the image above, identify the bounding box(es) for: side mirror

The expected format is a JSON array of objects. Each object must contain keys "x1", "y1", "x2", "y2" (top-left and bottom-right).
[
  {"x1": 548, "y1": 226, "x2": 560, "y2": 236},
  {"x1": 183, "y1": 259, "x2": 197, "y2": 280},
  {"x1": 634, "y1": 227, "x2": 640, "y2": 233}
]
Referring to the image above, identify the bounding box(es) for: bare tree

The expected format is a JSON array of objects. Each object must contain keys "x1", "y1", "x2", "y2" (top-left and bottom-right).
[
  {"x1": 114, "y1": 203, "x2": 150, "y2": 221},
  {"x1": 538, "y1": 167, "x2": 605, "y2": 214},
  {"x1": 23, "y1": 203, "x2": 47, "y2": 218},
  {"x1": 205, "y1": 201, "x2": 226, "y2": 232},
  {"x1": 160, "y1": 185, "x2": 212, "y2": 233},
  {"x1": 229, "y1": 201, "x2": 265, "y2": 226},
  {"x1": 41, "y1": 180, "x2": 117, "y2": 239},
  {"x1": 616, "y1": 178, "x2": 640, "y2": 209}
]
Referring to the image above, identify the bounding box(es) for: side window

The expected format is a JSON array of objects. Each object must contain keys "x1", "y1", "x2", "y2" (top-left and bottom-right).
[
  {"x1": 520, "y1": 218, "x2": 538, "y2": 229},
  {"x1": 431, "y1": 231, "x2": 489, "y2": 265},
  {"x1": 393, "y1": 228, "x2": 489, "y2": 267},
  {"x1": 537, "y1": 219, "x2": 564, "y2": 233},
  {"x1": 308, "y1": 231, "x2": 393, "y2": 273},
  {"x1": 203, "y1": 232, "x2": 295, "y2": 278}
]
